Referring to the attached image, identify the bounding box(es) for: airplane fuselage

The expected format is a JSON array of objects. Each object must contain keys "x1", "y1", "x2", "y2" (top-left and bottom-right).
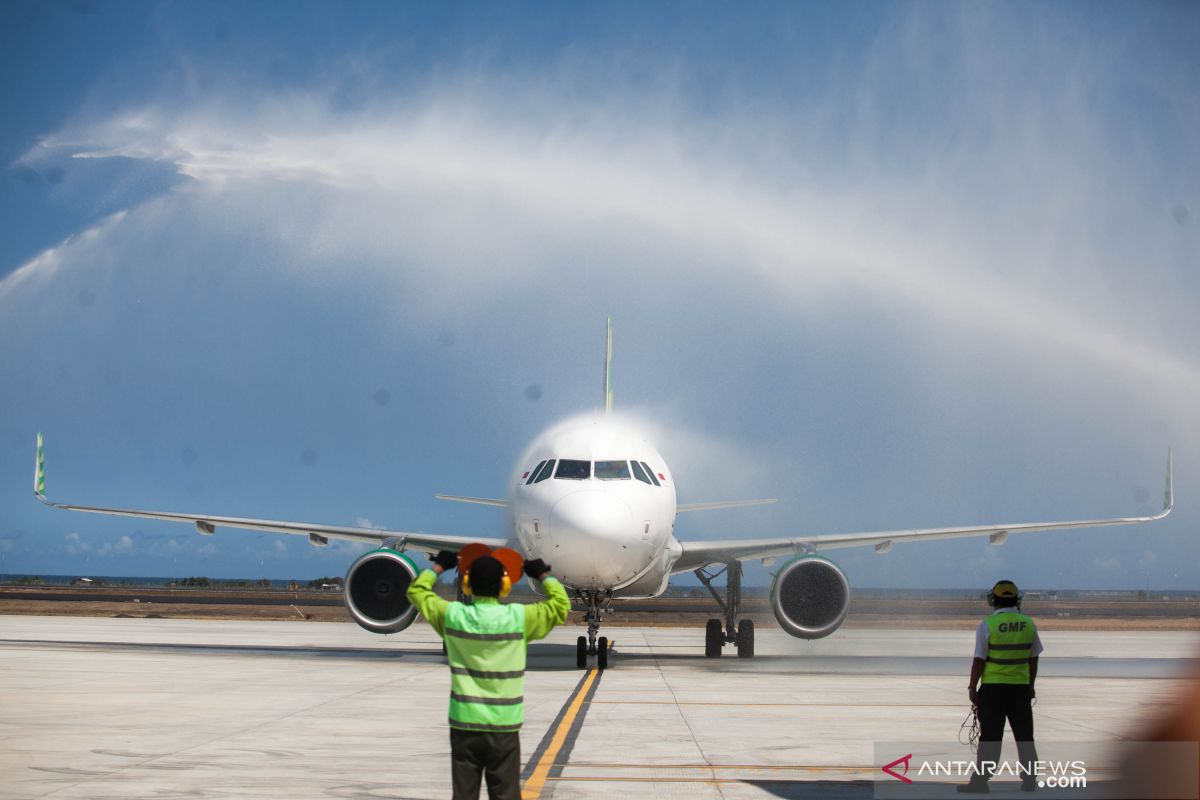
[{"x1": 509, "y1": 416, "x2": 681, "y2": 597}]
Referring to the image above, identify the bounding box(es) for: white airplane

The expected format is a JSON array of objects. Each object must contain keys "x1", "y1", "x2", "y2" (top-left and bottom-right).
[{"x1": 33, "y1": 320, "x2": 1173, "y2": 669}]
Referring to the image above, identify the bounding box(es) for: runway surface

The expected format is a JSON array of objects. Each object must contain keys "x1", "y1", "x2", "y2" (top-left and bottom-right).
[{"x1": 1, "y1": 615, "x2": 1195, "y2": 799}]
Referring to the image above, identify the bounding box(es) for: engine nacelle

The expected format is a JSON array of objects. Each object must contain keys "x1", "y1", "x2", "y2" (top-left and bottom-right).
[
  {"x1": 344, "y1": 548, "x2": 420, "y2": 634},
  {"x1": 770, "y1": 555, "x2": 850, "y2": 640}
]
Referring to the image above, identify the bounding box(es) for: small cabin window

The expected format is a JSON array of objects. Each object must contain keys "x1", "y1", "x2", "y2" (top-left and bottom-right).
[
  {"x1": 554, "y1": 459, "x2": 591, "y2": 480},
  {"x1": 639, "y1": 461, "x2": 661, "y2": 486},
  {"x1": 630, "y1": 460, "x2": 653, "y2": 485},
  {"x1": 525, "y1": 460, "x2": 547, "y2": 485},
  {"x1": 595, "y1": 460, "x2": 631, "y2": 480},
  {"x1": 533, "y1": 460, "x2": 556, "y2": 483}
]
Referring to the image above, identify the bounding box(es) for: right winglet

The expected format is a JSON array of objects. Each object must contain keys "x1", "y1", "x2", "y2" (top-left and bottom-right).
[{"x1": 34, "y1": 432, "x2": 51, "y2": 505}]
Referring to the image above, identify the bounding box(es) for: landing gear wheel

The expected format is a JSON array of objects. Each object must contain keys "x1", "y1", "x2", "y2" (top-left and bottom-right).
[
  {"x1": 597, "y1": 636, "x2": 609, "y2": 670},
  {"x1": 737, "y1": 619, "x2": 755, "y2": 658},
  {"x1": 705, "y1": 618, "x2": 723, "y2": 658},
  {"x1": 576, "y1": 636, "x2": 588, "y2": 669},
  {"x1": 694, "y1": 561, "x2": 745, "y2": 662}
]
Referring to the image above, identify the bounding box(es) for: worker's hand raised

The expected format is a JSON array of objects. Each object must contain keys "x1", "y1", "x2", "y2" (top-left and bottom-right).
[
  {"x1": 432, "y1": 550, "x2": 459, "y2": 572},
  {"x1": 523, "y1": 558, "x2": 551, "y2": 580}
]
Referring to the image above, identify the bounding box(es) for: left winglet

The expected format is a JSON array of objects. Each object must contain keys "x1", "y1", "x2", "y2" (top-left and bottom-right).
[{"x1": 1163, "y1": 447, "x2": 1174, "y2": 516}]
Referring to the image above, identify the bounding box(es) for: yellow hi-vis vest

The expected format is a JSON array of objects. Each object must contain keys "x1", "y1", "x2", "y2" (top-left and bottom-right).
[
  {"x1": 981, "y1": 611, "x2": 1036, "y2": 685},
  {"x1": 444, "y1": 600, "x2": 527, "y2": 732}
]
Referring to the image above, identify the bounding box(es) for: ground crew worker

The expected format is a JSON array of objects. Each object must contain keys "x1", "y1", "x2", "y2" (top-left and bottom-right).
[
  {"x1": 959, "y1": 579, "x2": 1043, "y2": 794},
  {"x1": 407, "y1": 545, "x2": 570, "y2": 800}
]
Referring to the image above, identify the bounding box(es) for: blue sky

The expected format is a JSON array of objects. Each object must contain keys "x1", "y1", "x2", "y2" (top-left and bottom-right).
[{"x1": 1, "y1": 1, "x2": 1197, "y2": 589}]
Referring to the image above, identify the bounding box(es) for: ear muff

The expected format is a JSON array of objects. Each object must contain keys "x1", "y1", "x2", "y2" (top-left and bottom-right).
[
  {"x1": 462, "y1": 573, "x2": 508, "y2": 598},
  {"x1": 988, "y1": 580, "x2": 1021, "y2": 608},
  {"x1": 458, "y1": 544, "x2": 523, "y2": 599}
]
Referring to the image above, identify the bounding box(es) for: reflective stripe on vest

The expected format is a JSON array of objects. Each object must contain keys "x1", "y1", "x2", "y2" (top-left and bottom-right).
[
  {"x1": 444, "y1": 601, "x2": 527, "y2": 732},
  {"x1": 981, "y1": 611, "x2": 1036, "y2": 685}
]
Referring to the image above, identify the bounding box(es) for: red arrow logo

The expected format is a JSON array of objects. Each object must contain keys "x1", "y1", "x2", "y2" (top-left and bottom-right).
[{"x1": 882, "y1": 753, "x2": 913, "y2": 784}]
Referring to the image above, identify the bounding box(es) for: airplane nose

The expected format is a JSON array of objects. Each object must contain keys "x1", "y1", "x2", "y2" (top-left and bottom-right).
[
  {"x1": 551, "y1": 491, "x2": 633, "y2": 541},
  {"x1": 547, "y1": 491, "x2": 637, "y2": 586}
]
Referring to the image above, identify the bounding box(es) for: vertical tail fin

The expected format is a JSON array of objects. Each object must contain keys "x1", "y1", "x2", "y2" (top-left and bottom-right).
[{"x1": 603, "y1": 317, "x2": 613, "y2": 415}]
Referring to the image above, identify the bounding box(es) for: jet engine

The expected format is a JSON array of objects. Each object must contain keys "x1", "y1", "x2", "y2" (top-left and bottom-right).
[
  {"x1": 770, "y1": 555, "x2": 850, "y2": 639},
  {"x1": 343, "y1": 548, "x2": 420, "y2": 634}
]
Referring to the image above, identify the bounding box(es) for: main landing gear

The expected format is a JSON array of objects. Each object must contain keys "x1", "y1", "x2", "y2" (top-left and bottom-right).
[
  {"x1": 695, "y1": 561, "x2": 754, "y2": 658},
  {"x1": 575, "y1": 589, "x2": 611, "y2": 670}
]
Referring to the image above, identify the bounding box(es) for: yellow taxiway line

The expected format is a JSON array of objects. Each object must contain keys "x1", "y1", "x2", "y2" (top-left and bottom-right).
[{"x1": 521, "y1": 668, "x2": 600, "y2": 800}]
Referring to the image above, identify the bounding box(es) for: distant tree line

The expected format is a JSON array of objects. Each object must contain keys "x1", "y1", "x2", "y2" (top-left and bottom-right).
[{"x1": 166, "y1": 577, "x2": 273, "y2": 588}]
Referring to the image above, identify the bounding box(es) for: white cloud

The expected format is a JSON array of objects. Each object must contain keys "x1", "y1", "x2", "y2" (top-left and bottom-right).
[
  {"x1": 64, "y1": 531, "x2": 90, "y2": 556},
  {"x1": 326, "y1": 540, "x2": 371, "y2": 557},
  {"x1": 16, "y1": 89, "x2": 1197, "y2": 408},
  {"x1": 96, "y1": 535, "x2": 134, "y2": 558}
]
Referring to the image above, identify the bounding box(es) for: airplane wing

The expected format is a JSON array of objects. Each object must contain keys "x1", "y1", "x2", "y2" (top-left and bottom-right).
[
  {"x1": 435, "y1": 494, "x2": 509, "y2": 508},
  {"x1": 32, "y1": 434, "x2": 504, "y2": 555},
  {"x1": 677, "y1": 499, "x2": 777, "y2": 513},
  {"x1": 673, "y1": 451, "x2": 1173, "y2": 573}
]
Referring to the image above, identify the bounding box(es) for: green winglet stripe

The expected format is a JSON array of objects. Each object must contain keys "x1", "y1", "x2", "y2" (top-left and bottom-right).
[{"x1": 35, "y1": 432, "x2": 45, "y2": 494}]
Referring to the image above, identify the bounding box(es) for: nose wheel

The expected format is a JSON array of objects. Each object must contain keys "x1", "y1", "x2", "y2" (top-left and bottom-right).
[{"x1": 575, "y1": 590, "x2": 612, "y2": 669}]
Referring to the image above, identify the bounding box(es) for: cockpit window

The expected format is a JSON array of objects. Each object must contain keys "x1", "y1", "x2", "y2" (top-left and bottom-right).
[
  {"x1": 639, "y1": 461, "x2": 661, "y2": 486},
  {"x1": 525, "y1": 460, "x2": 547, "y2": 485},
  {"x1": 595, "y1": 460, "x2": 631, "y2": 480},
  {"x1": 554, "y1": 459, "x2": 591, "y2": 480},
  {"x1": 532, "y1": 459, "x2": 556, "y2": 483},
  {"x1": 630, "y1": 460, "x2": 653, "y2": 485}
]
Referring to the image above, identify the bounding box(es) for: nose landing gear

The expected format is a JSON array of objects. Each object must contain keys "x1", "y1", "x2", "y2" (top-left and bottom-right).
[
  {"x1": 575, "y1": 589, "x2": 611, "y2": 669},
  {"x1": 695, "y1": 561, "x2": 755, "y2": 658}
]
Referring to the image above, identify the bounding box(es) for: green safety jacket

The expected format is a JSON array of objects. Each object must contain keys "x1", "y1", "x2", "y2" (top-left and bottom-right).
[
  {"x1": 981, "y1": 611, "x2": 1037, "y2": 685},
  {"x1": 407, "y1": 569, "x2": 570, "y2": 732}
]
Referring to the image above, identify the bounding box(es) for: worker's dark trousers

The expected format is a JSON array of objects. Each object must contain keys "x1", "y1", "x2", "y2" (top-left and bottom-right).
[
  {"x1": 971, "y1": 684, "x2": 1038, "y2": 786},
  {"x1": 450, "y1": 728, "x2": 521, "y2": 800}
]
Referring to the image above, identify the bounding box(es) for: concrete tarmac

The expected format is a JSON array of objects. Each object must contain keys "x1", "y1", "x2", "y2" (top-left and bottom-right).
[{"x1": 1, "y1": 615, "x2": 1195, "y2": 799}]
